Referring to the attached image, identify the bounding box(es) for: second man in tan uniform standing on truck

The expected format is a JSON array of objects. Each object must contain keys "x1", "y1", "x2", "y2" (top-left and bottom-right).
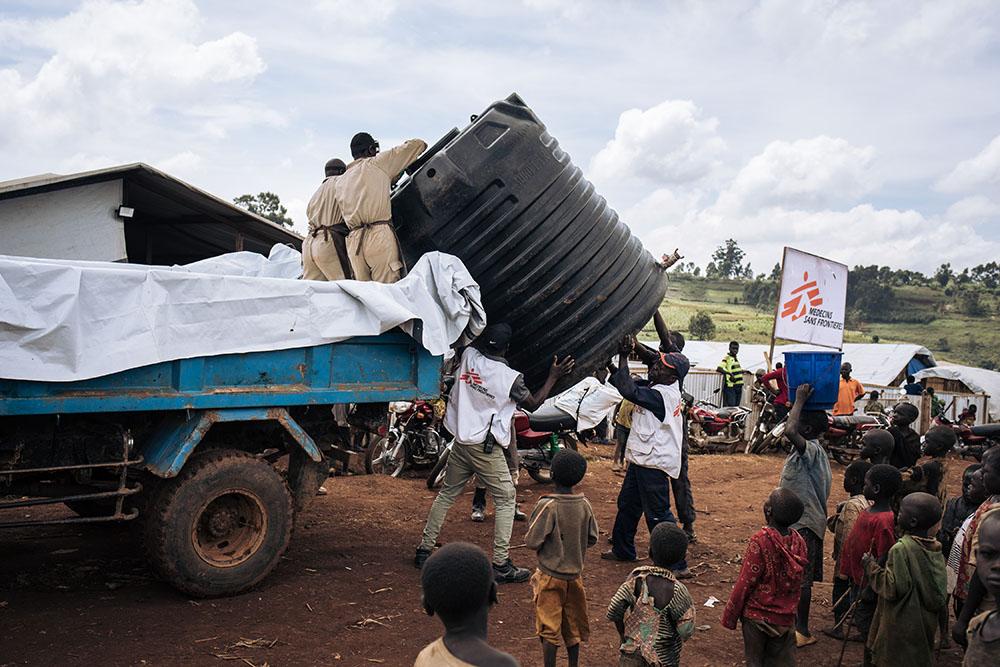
[
  {"x1": 303, "y1": 158, "x2": 351, "y2": 281},
  {"x1": 334, "y1": 132, "x2": 427, "y2": 283}
]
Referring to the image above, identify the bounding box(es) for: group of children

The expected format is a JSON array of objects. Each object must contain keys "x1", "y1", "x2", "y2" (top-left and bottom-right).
[
  {"x1": 414, "y1": 388, "x2": 1000, "y2": 667},
  {"x1": 719, "y1": 382, "x2": 1000, "y2": 667},
  {"x1": 416, "y1": 448, "x2": 697, "y2": 667}
]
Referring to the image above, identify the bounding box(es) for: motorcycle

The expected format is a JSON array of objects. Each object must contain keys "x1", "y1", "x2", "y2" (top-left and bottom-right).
[
  {"x1": 745, "y1": 388, "x2": 786, "y2": 454},
  {"x1": 823, "y1": 412, "x2": 890, "y2": 465},
  {"x1": 365, "y1": 400, "x2": 444, "y2": 476},
  {"x1": 934, "y1": 415, "x2": 1000, "y2": 462},
  {"x1": 426, "y1": 405, "x2": 579, "y2": 489},
  {"x1": 687, "y1": 397, "x2": 750, "y2": 453}
]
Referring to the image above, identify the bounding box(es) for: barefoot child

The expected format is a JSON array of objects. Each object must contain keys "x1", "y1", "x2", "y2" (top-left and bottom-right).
[
  {"x1": 722, "y1": 488, "x2": 809, "y2": 666},
  {"x1": 863, "y1": 492, "x2": 948, "y2": 667},
  {"x1": 839, "y1": 464, "x2": 903, "y2": 645},
  {"x1": 525, "y1": 450, "x2": 599, "y2": 667},
  {"x1": 777, "y1": 383, "x2": 832, "y2": 646},
  {"x1": 607, "y1": 523, "x2": 696, "y2": 666},
  {"x1": 826, "y1": 460, "x2": 872, "y2": 636},
  {"x1": 416, "y1": 542, "x2": 520, "y2": 666},
  {"x1": 964, "y1": 510, "x2": 1000, "y2": 665}
]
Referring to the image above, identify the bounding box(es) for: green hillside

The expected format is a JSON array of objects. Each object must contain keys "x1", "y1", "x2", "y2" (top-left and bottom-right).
[{"x1": 642, "y1": 274, "x2": 1000, "y2": 370}]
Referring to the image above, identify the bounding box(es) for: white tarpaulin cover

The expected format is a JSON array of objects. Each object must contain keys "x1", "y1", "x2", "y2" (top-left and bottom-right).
[
  {"x1": 0, "y1": 247, "x2": 485, "y2": 382},
  {"x1": 670, "y1": 340, "x2": 936, "y2": 388},
  {"x1": 916, "y1": 363, "x2": 1000, "y2": 419}
]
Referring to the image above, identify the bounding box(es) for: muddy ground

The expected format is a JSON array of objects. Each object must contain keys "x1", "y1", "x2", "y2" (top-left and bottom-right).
[{"x1": 1, "y1": 448, "x2": 970, "y2": 666}]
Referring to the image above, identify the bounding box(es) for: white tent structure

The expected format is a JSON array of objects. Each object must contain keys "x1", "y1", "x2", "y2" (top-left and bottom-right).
[
  {"x1": 663, "y1": 341, "x2": 936, "y2": 390},
  {"x1": 915, "y1": 363, "x2": 1000, "y2": 421},
  {"x1": 643, "y1": 340, "x2": 937, "y2": 408}
]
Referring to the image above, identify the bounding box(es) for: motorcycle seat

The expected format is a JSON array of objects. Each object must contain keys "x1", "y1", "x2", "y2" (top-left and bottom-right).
[
  {"x1": 971, "y1": 423, "x2": 1000, "y2": 438},
  {"x1": 715, "y1": 407, "x2": 743, "y2": 419},
  {"x1": 832, "y1": 415, "x2": 879, "y2": 427},
  {"x1": 527, "y1": 405, "x2": 577, "y2": 432}
]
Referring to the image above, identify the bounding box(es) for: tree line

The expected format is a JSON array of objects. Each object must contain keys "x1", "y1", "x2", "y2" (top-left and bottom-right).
[{"x1": 673, "y1": 239, "x2": 1000, "y2": 324}]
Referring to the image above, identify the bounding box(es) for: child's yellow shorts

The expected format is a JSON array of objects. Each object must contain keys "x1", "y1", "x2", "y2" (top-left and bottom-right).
[{"x1": 531, "y1": 569, "x2": 590, "y2": 646}]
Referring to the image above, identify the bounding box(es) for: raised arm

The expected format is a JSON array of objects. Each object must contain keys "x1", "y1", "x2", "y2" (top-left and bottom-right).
[
  {"x1": 374, "y1": 139, "x2": 428, "y2": 180},
  {"x1": 785, "y1": 383, "x2": 813, "y2": 454},
  {"x1": 517, "y1": 355, "x2": 575, "y2": 412}
]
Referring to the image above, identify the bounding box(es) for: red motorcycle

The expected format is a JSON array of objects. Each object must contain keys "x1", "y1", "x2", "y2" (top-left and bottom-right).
[
  {"x1": 426, "y1": 405, "x2": 579, "y2": 488},
  {"x1": 365, "y1": 400, "x2": 443, "y2": 476},
  {"x1": 688, "y1": 398, "x2": 750, "y2": 453},
  {"x1": 934, "y1": 415, "x2": 1000, "y2": 461},
  {"x1": 823, "y1": 413, "x2": 890, "y2": 465}
]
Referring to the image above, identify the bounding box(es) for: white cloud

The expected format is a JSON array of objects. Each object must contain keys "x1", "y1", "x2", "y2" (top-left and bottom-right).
[
  {"x1": 589, "y1": 100, "x2": 727, "y2": 188},
  {"x1": 313, "y1": 0, "x2": 397, "y2": 25},
  {"x1": 945, "y1": 195, "x2": 1000, "y2": 225},
  {"x1": 937, "y1": 135, "x2": 1000, "y2": 193},
  {"x1": 0, "y1": 0, "x2": 269, "y2": 149},
  {"x1": 156, "y1": 150, "x2": 204, "y2": 177},
  {"x1": 715, "y1": 136, "x2": 878, "y2": 214}
]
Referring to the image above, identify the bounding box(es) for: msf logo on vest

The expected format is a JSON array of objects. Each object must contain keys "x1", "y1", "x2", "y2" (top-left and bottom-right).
[
  {"x1": 781, "y1": 272, "x2": 843, "y2": 331},
  {"x1": 460, "y1": 369, "x2": 496, "y2": 399}
]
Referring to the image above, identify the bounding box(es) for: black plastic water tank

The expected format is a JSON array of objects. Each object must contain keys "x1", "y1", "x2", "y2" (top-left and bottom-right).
[{"x1": 391, "y1": 93, "x2": 667, "y2": 391}]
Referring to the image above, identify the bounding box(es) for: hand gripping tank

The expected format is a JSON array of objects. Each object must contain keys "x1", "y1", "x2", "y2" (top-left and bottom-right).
[{"x1": 391, "y1": 93, "x2": 667, "y2": 391}]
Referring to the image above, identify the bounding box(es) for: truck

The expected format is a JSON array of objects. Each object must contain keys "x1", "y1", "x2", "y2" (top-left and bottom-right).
[{"x1": 0, "y1": 331, "x2": 439, "y2": 597}]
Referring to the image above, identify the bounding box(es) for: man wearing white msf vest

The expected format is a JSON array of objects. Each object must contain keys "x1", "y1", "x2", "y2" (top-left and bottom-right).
[
  {"x1": 415, "y1": 323, "x2": 575, "y2": 583},
  {"x1": 601, "y1": 336, "x2": 693, "y2": 578}
]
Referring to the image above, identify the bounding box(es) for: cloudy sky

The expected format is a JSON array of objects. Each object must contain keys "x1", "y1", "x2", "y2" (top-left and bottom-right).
[{"x1": 2, "y1": 0, "x2": 999, "y2": 272}]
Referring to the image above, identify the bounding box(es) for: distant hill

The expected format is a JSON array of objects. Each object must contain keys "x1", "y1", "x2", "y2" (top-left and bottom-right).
[{"x1": 643, "y1": 274, "x2": 1000, "y2": 371}]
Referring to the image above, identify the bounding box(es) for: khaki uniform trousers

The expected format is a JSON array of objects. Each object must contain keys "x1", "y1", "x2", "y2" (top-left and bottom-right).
[
  {"x1": 419, "y1": 442, "x2": 516, "y2": 565},
  {"x1": 347, "y1": 224, "x2": 404, "y2": 283},
  {"x1": 302, "y1": 234, "x2": 348, "y2": 281}
]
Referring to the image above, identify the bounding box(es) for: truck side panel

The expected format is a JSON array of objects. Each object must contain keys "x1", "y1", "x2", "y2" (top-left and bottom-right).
[{"x1": 0, "y1": 333, "x2": 441, "y2": 416}]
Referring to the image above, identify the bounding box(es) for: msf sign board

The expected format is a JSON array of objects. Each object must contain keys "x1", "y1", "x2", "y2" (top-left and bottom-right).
[{"x1": 774, "y1": 247, "x2": 848, "y2": 349}]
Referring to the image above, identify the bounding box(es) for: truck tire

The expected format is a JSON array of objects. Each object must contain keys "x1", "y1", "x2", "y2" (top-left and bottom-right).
[{"x1": 142, "y1": 449, "x2": 293, "y2": 598}]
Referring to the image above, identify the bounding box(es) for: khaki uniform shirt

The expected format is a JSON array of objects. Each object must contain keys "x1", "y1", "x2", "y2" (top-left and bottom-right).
[
  {"x1": 305, "y1": 176, "x2": 343, "y2": 233},
  {"x1": 334, "y1": 139, "x2": 427, "y2": 229}
]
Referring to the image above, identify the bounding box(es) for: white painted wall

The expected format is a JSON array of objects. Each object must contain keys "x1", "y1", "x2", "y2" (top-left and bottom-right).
[{"x1": 0, "y1": 180, "x2": 126, "y2": 261}]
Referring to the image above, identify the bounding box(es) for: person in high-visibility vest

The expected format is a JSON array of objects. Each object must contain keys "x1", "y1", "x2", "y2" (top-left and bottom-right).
[{"x1": 717, "y1": 341, "x2": 744, "y2": 407}]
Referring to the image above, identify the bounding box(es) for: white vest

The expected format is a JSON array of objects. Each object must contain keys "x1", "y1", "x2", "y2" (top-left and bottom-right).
[
  {"x1": 444, "y1": 347, "x2": 522, "y2": 448},
  {"x1": 626, "y1": 383, "x2": 684, "y2": 478},
  {"x1": 550, "y1": 377, "x2": 623, "y2": 430}
]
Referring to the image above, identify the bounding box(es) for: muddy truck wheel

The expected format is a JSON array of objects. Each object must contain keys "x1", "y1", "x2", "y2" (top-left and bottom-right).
[{"x1": 142, "y1": 449, "x2": 293, "y2": 598}]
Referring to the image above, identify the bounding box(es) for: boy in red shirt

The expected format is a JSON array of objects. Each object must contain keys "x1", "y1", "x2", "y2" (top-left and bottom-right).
[
  {"x1": 838, "y1": 464, "x2": 902, "y2": 642},
  {"x1": 722, "y1": 488, "x2": 809, "y2": 666}
]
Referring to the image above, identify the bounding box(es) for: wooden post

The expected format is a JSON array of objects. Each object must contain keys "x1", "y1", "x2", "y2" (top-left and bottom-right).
[{"x1": 767, "y1": 247, "x2": 788, "y2": 371}]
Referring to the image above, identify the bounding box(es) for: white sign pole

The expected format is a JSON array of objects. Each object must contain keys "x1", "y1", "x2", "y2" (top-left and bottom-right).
[{"x1": 772, "y1": 247, "x2": 849, "y2": 350}]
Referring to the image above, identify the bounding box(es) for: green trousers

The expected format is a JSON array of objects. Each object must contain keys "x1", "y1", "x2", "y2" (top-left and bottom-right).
[{"x1": 419, "y1": 442, "x2": 516, "y2": 565}]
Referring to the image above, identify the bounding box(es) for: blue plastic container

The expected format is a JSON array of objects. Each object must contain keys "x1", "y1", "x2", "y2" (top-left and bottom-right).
[{"x1": 784, "y1": 351, "x2": 843, "y2": 410}]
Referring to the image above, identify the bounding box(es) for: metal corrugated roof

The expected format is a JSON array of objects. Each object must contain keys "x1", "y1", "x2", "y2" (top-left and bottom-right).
[{"x1": 0, "y1": 162, "x2": 301, "y2": 247}]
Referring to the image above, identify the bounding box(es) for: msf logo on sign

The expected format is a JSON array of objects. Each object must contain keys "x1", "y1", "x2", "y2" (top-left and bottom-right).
[{"x1": 781, "y1": 272, "x2": 823, "y2": 321}]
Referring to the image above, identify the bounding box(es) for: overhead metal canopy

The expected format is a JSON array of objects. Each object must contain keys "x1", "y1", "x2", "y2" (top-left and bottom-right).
[{"x1": 0, "y1": 163, "x2": 301, "y2": 265}]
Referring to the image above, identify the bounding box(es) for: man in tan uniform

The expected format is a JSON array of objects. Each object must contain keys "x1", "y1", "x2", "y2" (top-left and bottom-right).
[
  {"x1": 302, "y1": 158, "x2": 352, "y2": 281},
  {"x1": 334, "y1": 132, "x2": 427, "y2": 283}
]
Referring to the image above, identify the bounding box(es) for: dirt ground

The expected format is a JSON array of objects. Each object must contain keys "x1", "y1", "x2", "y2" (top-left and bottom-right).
[{"x1": 1, "y1": 448, "x2": 972, "y2": 667}]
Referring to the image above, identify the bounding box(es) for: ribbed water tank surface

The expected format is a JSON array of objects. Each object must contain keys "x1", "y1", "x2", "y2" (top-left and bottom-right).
[{"x1": 391, "y1": 94, "x2": 667, "y2": 391}]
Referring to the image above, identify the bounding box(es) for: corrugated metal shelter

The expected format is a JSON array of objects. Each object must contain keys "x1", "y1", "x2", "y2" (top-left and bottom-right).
[{"x1": 0, "y1": 163, "x2": 300, "y2": 264}]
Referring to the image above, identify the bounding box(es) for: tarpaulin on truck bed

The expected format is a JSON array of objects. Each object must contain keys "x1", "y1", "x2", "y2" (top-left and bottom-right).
[{"x1": 0, "y1": 247, "x2": 484, "y2": 382}]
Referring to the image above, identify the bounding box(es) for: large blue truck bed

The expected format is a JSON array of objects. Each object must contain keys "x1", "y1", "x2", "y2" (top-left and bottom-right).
[
  {"x1": 0, "y1": 331, "x2": 441, "y2": 416},
  {"x1": 0, "y1": 331, "x2": 442, "y2": 597}
]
